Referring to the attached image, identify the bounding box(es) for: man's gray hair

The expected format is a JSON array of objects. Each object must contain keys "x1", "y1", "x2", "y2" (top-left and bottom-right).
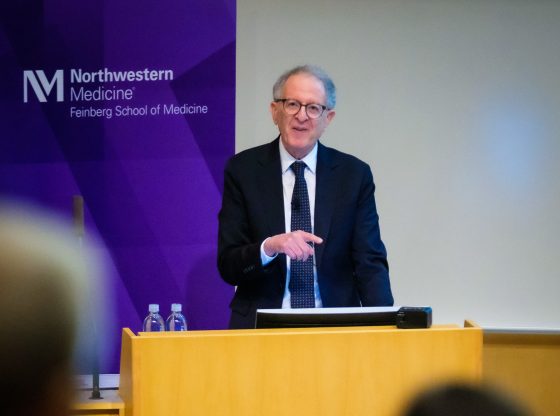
[{"x1": 272, "y1": 65, "x2": 336, "y2": 109}]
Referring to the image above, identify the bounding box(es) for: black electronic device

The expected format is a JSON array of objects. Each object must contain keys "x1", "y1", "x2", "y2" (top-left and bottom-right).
[
  {"x1": 396, "y1": 306, "x2": 432, "y2": 329},
  {"x1": 255, "y1": 306, "x2": 433, "y2": 329}
]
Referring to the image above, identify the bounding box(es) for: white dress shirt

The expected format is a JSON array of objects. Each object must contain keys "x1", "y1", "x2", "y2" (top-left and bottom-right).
[{"x1": 260, "y1": 140, "x2": 323, "y2": 308}]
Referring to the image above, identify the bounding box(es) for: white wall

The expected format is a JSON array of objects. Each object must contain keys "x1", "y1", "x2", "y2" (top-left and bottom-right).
[{"x1": 236, "y1": 0, "x2": 560, "y2": 328}]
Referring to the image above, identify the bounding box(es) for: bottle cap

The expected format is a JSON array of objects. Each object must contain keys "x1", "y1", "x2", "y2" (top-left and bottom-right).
[
  {"x1": 148, "y1": 304, "x2": 159, "y2": 313},
  {"x1": 171, "y1": 303, "x2": 182, "y2": 312}
]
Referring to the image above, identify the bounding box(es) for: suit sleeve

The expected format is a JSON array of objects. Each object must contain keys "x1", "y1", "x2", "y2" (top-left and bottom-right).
[{"x1": 352, "y1": 165, "x2": 394, "y2": 306}]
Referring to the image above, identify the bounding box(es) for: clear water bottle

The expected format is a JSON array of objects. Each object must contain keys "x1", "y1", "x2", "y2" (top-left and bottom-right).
[
  {"x1": 142, "y1": 304, "x2": 165, "y2": 332},
  {"x1": 166, "y1": 303, "x2": 187, "y2": 331}
]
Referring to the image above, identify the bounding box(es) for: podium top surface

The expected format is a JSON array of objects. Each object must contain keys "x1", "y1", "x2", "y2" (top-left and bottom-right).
[{"x1": 130, "y1": 322, "x2": 477, "y2": 338}]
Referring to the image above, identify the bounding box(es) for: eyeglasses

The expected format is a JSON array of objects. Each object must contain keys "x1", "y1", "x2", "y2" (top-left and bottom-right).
[{"x1": 274, "y1": 98, "x2": 328, "y2": 119}]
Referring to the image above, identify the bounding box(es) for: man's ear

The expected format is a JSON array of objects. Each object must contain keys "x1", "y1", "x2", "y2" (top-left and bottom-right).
[
  {"x1": 270, "y1": 101, "x2": 279, "y2": 125},
  {"x1": 326, "y1": 109, "x2": 336, "y2": 124}
]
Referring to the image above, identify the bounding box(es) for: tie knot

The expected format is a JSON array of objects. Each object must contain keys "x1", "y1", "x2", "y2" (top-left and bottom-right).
[{"x1": 291, "y1": 161, "x2": 307, "y2": 178}]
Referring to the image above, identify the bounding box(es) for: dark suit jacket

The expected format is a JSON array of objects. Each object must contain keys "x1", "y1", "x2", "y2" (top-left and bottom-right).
[{"x1": 218, "y1": 137, "x2": 393, "y2": 329}]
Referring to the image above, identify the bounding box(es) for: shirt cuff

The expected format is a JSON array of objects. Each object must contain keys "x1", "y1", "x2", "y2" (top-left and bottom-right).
[{"x1": 260, "y1": 237, "x2": 277, "y2": 265}]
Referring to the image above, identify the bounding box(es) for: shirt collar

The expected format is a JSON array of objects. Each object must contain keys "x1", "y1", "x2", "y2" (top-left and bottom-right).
[{"x1": 279, "y1": 139, "x2": 318, "y2": 175}]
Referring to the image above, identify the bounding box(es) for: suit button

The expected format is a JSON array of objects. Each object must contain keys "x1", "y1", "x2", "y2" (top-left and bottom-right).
[{"x1": 243, "y1": 265, "x2": 255, "y2": 274}]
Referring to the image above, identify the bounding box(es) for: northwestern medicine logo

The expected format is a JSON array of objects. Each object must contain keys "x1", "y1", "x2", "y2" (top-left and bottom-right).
[
  {"x1": 23, "y1": 68, "x2": 174, "y2": 103},
  {"x1": 23, "y1": 70, "x2": 64, "y2": 103}
]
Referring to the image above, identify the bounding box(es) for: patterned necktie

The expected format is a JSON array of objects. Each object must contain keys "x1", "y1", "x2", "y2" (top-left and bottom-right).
[{"x1": 289, "y1": 161, "x2": 315, "y2": 308}]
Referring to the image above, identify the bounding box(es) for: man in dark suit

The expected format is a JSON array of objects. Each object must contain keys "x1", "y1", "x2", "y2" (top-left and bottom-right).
[{"x1": 218, "y1": 65, "x2": 393, "y2": 329}]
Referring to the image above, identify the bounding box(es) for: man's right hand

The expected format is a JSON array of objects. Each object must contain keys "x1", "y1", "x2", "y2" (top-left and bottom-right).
[{"x1": 263, "y1": 231, "x2": 323, "y2": 262}]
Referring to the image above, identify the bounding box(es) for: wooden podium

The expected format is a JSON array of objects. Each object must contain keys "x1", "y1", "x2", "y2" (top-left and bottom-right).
[{"x1": 120, "y1": 322, "x2": 482, "y2": 416}]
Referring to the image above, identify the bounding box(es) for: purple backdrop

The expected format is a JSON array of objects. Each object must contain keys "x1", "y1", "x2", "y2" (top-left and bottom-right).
[{"x1": 0, "y1": 0, "x2": 236, "y2": 372}]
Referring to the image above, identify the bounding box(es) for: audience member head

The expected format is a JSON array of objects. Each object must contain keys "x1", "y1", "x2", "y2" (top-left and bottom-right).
[
  {"x1": 0, "y1": 203, "x2": 92, "y2": 416},
  {"x1": 403, "y1": 382, "x2": 530, "y2": 416}
]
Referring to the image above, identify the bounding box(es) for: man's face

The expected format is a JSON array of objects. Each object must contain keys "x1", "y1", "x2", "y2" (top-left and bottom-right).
[{"x1": 270, "y1": 73, "x2": 335, "y2": 159}]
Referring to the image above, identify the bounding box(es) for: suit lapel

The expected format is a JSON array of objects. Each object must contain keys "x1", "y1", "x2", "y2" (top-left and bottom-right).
[
  {"x1": 257, "y1": 138, "x2": 286, "y2": 237},
  {"x1": 314, "y1": 142, "x2": 339, "y2": 269}
]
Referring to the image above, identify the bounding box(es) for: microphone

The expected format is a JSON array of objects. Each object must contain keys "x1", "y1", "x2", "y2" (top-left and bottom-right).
[{"x1": 72, "y1": 195, "x2": 103, "y2": 400}]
